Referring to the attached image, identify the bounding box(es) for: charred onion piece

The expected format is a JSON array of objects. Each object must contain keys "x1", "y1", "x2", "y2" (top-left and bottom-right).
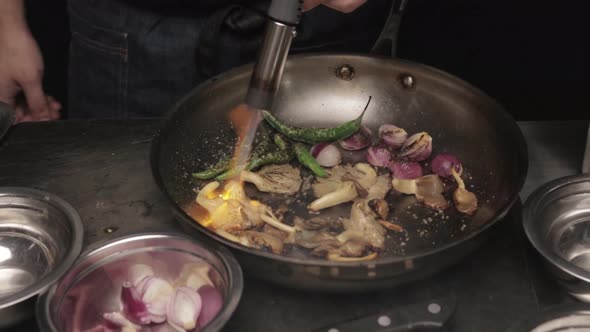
[
  {"x1": 339, "y1": 125, "x2": 372, "y2": 151},
  {"x1": 451, "y1": 167, "x2": 478, "y2": 215},
  {"x1": 379, "y1": 124, "x2": 408, "y2": 149},
  {"x1": 365, "y1": 144, "x2": 392, "y2": 167},
  {"x1": 388, "y1": 160, "x2": 423, "y2": 179},
  {"x1": 399, "y1": 132, "x2": 433, "y2": 161},
  {"x1": 240, "y1": 164, "x2": 302, "y2": 194}
]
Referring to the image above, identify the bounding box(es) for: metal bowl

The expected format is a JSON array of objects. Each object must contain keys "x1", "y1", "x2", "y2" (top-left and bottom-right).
[
  {"x1": 507, "y1": 303, "x2": 590, "y2": 332},
  {"x1": 0, "y1": 187, "x2": 84, "y2": 328},
  {"x1": 36, "y1": 232, "x2": 243, "y2": 332},
  {"x1": 523, "y1": 174, "x2": 590, "y2": 301}
]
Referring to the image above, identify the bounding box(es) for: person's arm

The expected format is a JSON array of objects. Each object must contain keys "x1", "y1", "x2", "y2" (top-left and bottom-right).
[
  {"x1": 303, "y1": 0, "x2": 367, "y2": 13},
  {"x1": 0, "y1": 0, "x2": 60, "y2": 123}
]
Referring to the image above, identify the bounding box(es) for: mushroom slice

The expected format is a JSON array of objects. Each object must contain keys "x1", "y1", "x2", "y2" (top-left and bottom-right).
[
  {"x1": 293, "y1": 216, "x2": 342, "y2": 231},
  {"x1": 293, "y1": 230, "x2": 341, "y2": 249},
  {"x1": 342, "y1": 201, "x2": 386, "y2": 250},
  {"x1": 327, "y1": 252, "x2": 378, "y2": 262},
  {"x1": 242, "y1": 231, "x2": 284, "y2": 254},
  {"x1": 368, "y1": 198, "x2": 389, "y2": 219},
  {"x1": 392, "y1": 174, "x2": 449, "y2": 210},
  {"x1": 366, "y1": 173, "x2": 392, "y2": 201},
  {"x1": 260, "y1": 206, "x2": 296, "y2": 234},
  {"x1": 451, "y1": 168, "x2": 478, "y2": 215},
  {"x1": 240, "y1": 164, "x2": 302, "y2": 194},
  {"x1": 312, "y1": 163, "x2": 377, "y2": 198},
  {"x1": 308, "y1": 181, "x2": 358, "y2": 211},
  {"x1": 196, "y1": 181, "x2": 223, "y2": 214}
]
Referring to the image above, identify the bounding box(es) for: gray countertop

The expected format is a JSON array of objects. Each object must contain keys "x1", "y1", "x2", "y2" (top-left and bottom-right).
[{"x1": 1, "y1": 119, "x2": 588, "y2": 331}]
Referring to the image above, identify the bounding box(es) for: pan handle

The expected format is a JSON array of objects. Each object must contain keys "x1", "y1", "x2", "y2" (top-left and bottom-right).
[
  {"x1": 371, "y1": 0, "x2": 409, "y2": 58},
  {"x1": 311, "y1": 297, "x2": 455, "y2": 332}
]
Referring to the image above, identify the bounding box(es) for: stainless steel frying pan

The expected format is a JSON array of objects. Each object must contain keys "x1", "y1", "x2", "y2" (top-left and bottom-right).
[
  {"x1": 0, "y1": 102, "x2": 15, "y2": 142},
  {"x1": 150, "y1": 54, "x2": 527, "y2": 292}
]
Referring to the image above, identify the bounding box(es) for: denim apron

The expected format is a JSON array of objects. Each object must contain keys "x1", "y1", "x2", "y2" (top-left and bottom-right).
[{"x1": 66, "y1": 0, "x2": 395, "y2": 119}]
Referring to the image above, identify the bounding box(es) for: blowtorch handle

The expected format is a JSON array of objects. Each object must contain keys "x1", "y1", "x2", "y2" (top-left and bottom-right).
[{"x1": 268, "y1": 0, "x2": 303, "y2": 25}]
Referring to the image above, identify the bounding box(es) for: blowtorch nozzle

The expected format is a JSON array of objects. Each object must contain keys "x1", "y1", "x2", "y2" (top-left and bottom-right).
[{"x1": 244, "y1": 0, "x2": 303, "y2": 111}]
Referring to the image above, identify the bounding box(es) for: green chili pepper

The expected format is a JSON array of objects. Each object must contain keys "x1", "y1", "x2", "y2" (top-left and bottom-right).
[
  {"x1": 261, "y1": 96, "x2": 372, "y2": 144},
  {"x1": 215, "y1": 149, "x2": 294, "y2": 180},
  {"x1": 248, "y1": 149, "x2": 294, "y2": 170},
  {"x1": 293, "y1": 142, "x2": 327, "y2": 177},
  {"x1": 192, "y1": 155, "x2": 230, "y2": 180},
  {"x1": 273, "y1": 134, "x2": 289, "y2": 151}
]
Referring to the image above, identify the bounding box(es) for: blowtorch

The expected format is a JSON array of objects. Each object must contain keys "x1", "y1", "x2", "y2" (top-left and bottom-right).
[{"x1": 229, "y1": 0, "x2": 303, "y2": 174}]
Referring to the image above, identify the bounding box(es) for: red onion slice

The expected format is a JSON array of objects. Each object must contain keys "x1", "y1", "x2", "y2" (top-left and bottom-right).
[
  {"x1": 388, "y1": 160, "x2": 423, "y2": 179},
  {"x1": 338, "y1": 126, "x2": 372, "y2": 150},
  {"x1": 399, "y1": 132, "x2": 432, "y2": 161},
  {"x1": 378, "y1": 124, "x2": 407, "y2": 149},
  {"x1": 166, "y1": 286, "x2": 202, "y2": 331},
  {"x1": 197, "y1": 285, "x2": 224, "y2": 328},
  {"x1": 431, "y1": 153, "x2": 462, "y2": 178},
  {"x1": 310, "y1": 143, "x2": 342, "y2": 167},
  {"x1": 121, "y1": 282, "x2": 151, "y2": 325},
  {"x1": 365, "y1": 144, "x2": 392, "y2": 167},
  {"x1": 136, "y1": 276, "x2": 174, "y2": 324}
]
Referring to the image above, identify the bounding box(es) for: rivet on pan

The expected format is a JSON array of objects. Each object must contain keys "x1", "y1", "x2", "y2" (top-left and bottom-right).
[
  {"x1": 292, "y1": 29, "x2": 298, "y2": 38},
  {"x1": 399, "y1": 74, "x2": 415, "y2": 89},
  {"x1": 428, "y1": 303, "x2": 442, "y2": 314},
  {"x1": 336, "y1": 64, "x2": 355, "y2": 81},
  {"x1": 377, "y1": 315, "x2": 392, "y2": 327},
  {"x1": 103, "y1": 226, "x2": 118, "y2": 234}
]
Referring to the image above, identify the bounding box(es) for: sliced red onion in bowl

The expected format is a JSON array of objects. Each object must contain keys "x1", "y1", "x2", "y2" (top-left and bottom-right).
[
  {"x1": 399, "y1": 132, "x2": 433, "y2": 161},
  {"x1": 121, "y1": 282, "x2": 151, "y2": 325},
  {"x1": 136, "y1": 276, "x2": 174, "y2": 324},
  {"x1": 431, "y1": 153, "x2": 462, "y2": 178},
  {"x1": 197, "y1": 285, "x2": 224, "y2": 328},
  {"x1": 338, "y1": 125, "x2": 372, "y2": 151},
  {"x1": 378, "y1": 124, "x2": 407, "y2": 149},
  {"x1": 127, "y1": 264, "x2": 155, "y2": 288},
  {"x1": 365, "y1": 144, "x2": 392, "y2": 167},
  {"x1": 388, "y1": 160, "x2": 423, "y2": 179},
  {"x1": 103, "y1": 312, "x2": 141, "y2": 331},
  {"x1": 166, "y1": 286, "x2": 202, "y2": 331},
  {"x1": 310, "y1": 143, "x2": 342, "y2": 167}
]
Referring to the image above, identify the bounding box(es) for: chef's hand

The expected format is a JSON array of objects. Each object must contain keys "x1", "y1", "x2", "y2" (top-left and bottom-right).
[
  {"x1": 0, "y1": 0, "x2": 61, "y2": 124},
  {"x1": 303, "y1": 0, "x2": 367, "y2": 13}
]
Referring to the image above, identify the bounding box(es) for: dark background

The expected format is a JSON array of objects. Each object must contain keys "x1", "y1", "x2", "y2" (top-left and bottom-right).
[{"x1": 25, "y1": 0, "x2": 589, "y2": 121}]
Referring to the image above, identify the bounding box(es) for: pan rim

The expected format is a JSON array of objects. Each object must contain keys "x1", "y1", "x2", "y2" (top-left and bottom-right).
[{"x1": 150, "y1": 52, "x2": 528, "y2": 268}]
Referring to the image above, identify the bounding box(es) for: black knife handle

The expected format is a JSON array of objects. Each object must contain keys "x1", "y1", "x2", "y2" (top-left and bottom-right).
[{"x1": 312, "y1": 297, "x2": 455, "y2": 332}]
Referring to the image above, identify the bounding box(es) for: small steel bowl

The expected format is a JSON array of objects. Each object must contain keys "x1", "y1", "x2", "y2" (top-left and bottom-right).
[
  {"x1": 0, "y1": 187, "x2": 84, "y2": 328},
  {"x1": 36, "y1": 232, "x2": 243, "y2": 332},
  {"x1": 523, "y1": 174, "x2": 590, "y2": 301},
  {"x1": 507, "y1": 303, "x2": 590, "y2": 332}
]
